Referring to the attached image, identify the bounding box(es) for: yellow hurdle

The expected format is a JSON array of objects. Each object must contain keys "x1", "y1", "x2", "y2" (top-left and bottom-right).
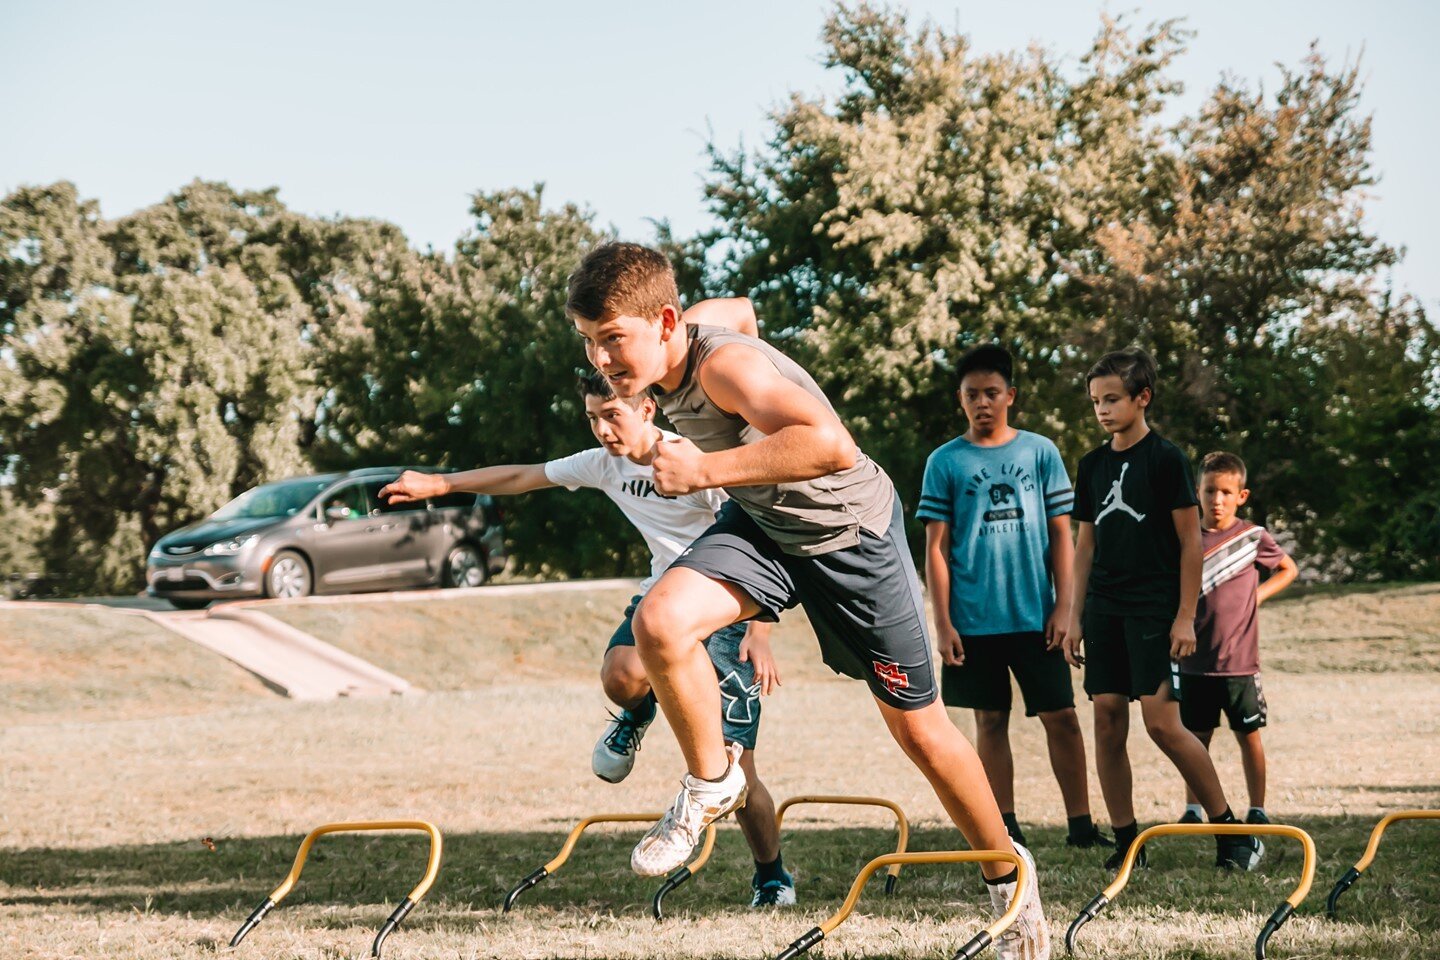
[
  {"x1": 775, "y1": 795, "x2": 910, "y2": 894},
  {"x1": 773, "y1": 848, "x2": 1025, "y2": 960},
  {"x1": 500, "y1": 812, "x2": 717, "y2": 919},
  {"x1": 228, "y1": 820, "x2": 443, "y2": 959},
  {"x1": 1326, "y1": 809, "x2": 1440, "y2": 917},
  {"x1": 1064, "y1": 822, "x2": 1316, "y2": 960}
]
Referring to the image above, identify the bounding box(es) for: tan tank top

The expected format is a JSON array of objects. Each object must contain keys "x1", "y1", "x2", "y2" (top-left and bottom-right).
[{"x1": 652, "y1": 324, "x2": 895, "y2": 555}]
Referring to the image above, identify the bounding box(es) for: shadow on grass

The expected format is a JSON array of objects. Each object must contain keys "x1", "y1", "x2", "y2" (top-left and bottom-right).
[{"x1": 2, "y1": 815, "x2": 1436, "y2": 934}]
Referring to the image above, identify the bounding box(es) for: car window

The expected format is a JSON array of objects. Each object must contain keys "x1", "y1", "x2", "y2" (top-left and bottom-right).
[
  {"x1": 321, "y1": 483, "x2": 369, "y2": 521},
  {"x1": 367, "y1": 479, "x2": 426, "y2": 515}
]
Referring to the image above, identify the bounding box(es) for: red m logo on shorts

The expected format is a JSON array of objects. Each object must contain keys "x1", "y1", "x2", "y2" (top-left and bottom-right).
[{"x1": 872, "y1": 660, "x2": 910, "y2": 696}]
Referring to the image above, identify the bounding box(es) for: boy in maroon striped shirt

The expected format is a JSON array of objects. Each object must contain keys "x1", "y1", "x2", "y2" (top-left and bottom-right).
[{"x1": 1177, "y1": 452, "x2": 1299, "y2": 825}]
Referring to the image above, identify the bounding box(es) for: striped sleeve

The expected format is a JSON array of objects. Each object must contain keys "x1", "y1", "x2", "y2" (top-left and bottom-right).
[
  {"x1": 1041, "y1": 439, "x2": 1074, "y2": 517},
  {"x1": 916, "y1": 447, "x2": 952, "y2": 524}
]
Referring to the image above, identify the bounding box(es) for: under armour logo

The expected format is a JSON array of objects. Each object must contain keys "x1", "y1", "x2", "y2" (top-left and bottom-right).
[
  {"x1": 872, "y1": 661, "x2": 910, "y2": 696},
  {"x1": 718, "y1": 670, "x2": 762, "y2": 723}
]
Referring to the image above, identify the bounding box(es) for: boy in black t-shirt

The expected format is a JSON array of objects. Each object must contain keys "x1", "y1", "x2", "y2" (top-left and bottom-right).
[{"x1": 1064, "y1": 348, "x2": 1264, "y2": 872}]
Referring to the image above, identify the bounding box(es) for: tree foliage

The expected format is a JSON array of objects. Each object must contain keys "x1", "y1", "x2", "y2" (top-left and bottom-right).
[{"x1": 2, "y1": 5, "x2": 1435, "y2": 591}]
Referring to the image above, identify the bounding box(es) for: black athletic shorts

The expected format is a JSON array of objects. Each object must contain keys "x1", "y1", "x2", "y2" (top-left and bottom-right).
[
  {"x1": 1081, "y1": 610, "x2": 1179, "y2": 701},
  {"x1": 1179, "y1": 673, "x2": 1267, "y2": 733},
  {"x1": 670, "y1": 496, "x2": 936, "y2": 710},
  {"x1": 940, "y1": 631, "x2": 1075, "y2": 716}
]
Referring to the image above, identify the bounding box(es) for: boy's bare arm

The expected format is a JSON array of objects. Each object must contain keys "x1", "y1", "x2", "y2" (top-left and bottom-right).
[
  {"x1": 1257, "y1": 553, "x2": 1299, "y2": 604},
  {"x1": 650, "y1": 344, "x2": 856, "y2": 494},
  {"x1": 681, "y1": 297, "x2": 759, "y2": 338},
  {"x1": 379, "y1": 463, "x2": 555, "y2": 504},
  {"x1": 1065, "y1": 522, "x2": 1095, "y2": 666},
  {"x1": 1046, "y1": 514, "x2": 1075, "y2": 650},
  {"x1": 1171, "y1": 506, "x2": 1203, "y2": 657},
  {"x1": 925, "y1": 521, "x2": 965, "y2": 665}
]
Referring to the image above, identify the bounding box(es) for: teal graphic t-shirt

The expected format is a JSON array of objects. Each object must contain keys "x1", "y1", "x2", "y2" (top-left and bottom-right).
[{"x1": 917, "y1": 430, "x2": 1074, "y2": 635}]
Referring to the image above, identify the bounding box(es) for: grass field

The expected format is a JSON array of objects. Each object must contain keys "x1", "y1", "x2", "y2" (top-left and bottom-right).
[{"x1": 3, "y1": 583, "x2": 1439, "y2": 959}]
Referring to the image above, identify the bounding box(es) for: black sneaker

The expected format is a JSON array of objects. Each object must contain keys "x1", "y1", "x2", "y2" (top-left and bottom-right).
[
  {"x1": 1217, "y1": 834, "x2": 1265, "y2": 871},
  {"x1": 1245, "y1": 808, "x2": 1271, "y2": 825},
  {"x1": 750, "y1": 873, "x2": 797, "y2": 907},
  {"x1": 1178, "y1": 809, "x2": 1203, "y2": 824},
  {"x1": 1104, "y1": 840, "x2": 1147, "y2": 871},
  {"x1": 1066, "y1": 825, "x2": 1115, "y2": 849}
]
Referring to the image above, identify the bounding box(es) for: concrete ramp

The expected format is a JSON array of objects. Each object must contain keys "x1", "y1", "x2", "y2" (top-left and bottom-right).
[{"x1": 143, "y1": 606, "x2": 414, "y2": 700}]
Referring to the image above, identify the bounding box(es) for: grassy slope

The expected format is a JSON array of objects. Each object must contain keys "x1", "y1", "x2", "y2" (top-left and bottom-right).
[
  {"x1": 1, "y1": 584, "x2": 1438, "y2": 959},
  {"x1": 0, "y1": 606, "x2": 277, "y2": 725}
]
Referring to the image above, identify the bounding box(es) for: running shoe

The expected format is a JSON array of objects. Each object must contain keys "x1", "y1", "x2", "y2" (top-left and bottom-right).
[
  {"x1": 631, "y1": 741, "x2": 747, "y2": 876},
  {"x1": 592, "y1": 705, "x2": 655, "y2": 783},
  {"x1": 1245, "y1": 808, "x2": 1271, "y2": 825},
  {"x1": 1104, "y1": 838, "x2": 1147, "y2": 871},
  {"x1": 1216, "y1": 834, "x2": 1265, "y2": 871},
  {"x1": 988, "y1": 842, "x2": 1050, "y2": 960},
  {"x1": 1178, "y1": 809, "x2": 1204, "y2": 824},
  {"x1": 750, "y1": 873, "x2": 797, "y2": 907},
  {"x1": 1064, "y1": 825, "x2": 1114, "y2": 849}
]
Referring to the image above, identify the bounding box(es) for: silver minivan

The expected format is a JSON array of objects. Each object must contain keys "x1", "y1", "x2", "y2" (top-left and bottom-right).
[{"x1": 146, "y1": 467, "x2": 506, "y2": 609}]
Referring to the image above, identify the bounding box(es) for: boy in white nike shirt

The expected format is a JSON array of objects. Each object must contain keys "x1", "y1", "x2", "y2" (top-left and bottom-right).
[{"x1": 379, "y1": 368, "x2": 794, "y2": 906}]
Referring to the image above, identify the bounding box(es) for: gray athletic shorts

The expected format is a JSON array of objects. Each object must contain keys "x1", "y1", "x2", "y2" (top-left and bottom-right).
[
  {"x1": 670, "y1": 496, "x2": 937, "y2": 710},
  {"x1": 607, "y1": 595, "x2": 761, "y2": 749}
]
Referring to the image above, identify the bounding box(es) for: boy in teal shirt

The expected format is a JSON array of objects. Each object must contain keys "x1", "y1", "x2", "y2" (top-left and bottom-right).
[{"x1": 920, "y1": 344, "x2": 1107, "y2": 849}]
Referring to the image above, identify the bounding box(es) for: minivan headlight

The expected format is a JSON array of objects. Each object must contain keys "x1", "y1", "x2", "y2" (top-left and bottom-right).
[{"x1": 204, "y1": 534, "x2": 260, "y2": 556}]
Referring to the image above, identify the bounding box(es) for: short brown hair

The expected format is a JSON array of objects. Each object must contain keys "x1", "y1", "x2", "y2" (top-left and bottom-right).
[
  {"x1": 576, "y1": 370, "x2": 644, "y2": 409},
  {"x1": 1200, "y1": 451, "x2": 1247, "y2": 485},
  {"x1": 566, "y1": 242, "x2": 681, "y2": 322},
  {"x1": 1086, "y1": 347, "x2": 1158, "y2": 400}
]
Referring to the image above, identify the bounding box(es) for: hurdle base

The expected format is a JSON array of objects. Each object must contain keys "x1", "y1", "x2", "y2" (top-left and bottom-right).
[
  {"x1": 652, "y1": 866, "x2": 693, "y2": 920},
  {"x1": 371, "y1": 897, "x2": 415, "y2": 958},
  {"x1": 502, "y1": 867, "x2": 549, "y2": 912},
  {"x1": 1064, "y1": 893, "x2": 1109, "y2": 955},
  {"x1": 952, "y1": 929, "x2": 992, "y2": 959},
  {"x1": 1325, "y1": 866, "x2": 1361, "y2": 918},
  {"x1": 774, "y1": 925, "x2": 825, "y2": 960},
  {"x1": 1254, "y1": 902, "x2": 1294, "y2": 960},
  {"x1": 229, "y1": 897, "x2": 275, "y2": 947}
]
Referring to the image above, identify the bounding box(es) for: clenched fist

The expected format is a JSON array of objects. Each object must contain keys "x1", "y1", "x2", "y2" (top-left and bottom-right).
[{"x1": 650, "y1": 436, "x2": 711, "y2": 496}]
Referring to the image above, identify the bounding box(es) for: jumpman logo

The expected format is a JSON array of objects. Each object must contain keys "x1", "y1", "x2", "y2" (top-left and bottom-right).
[{"x1": 1095, "y1": 461, "x2": 1146, "y2": 523}]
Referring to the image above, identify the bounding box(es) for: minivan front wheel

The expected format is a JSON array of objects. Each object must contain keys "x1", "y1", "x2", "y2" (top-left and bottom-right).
[
  {"x1": 443, "y1": 542, "x2": 486, "y2": 588},
  {"x1": 265, "y1": 550, "x2": 312, "y2": 599}
]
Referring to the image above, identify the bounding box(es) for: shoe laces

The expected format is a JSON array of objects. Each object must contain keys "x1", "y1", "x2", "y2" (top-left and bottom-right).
[
  {"x1": 657, "y1": 777, "x2": 707, "y2": 843},
  {"x1": 603, "y1": 709, "x2": 646, "y2": 753},
  {"x1": 752, "y1": 880, "x2": 790, "y2": 906}
]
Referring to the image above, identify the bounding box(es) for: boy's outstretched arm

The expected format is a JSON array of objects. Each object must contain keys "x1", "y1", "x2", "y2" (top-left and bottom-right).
[
  {"x1": 1257, "y1": 553, "x2": 1299, "y2": 604},
  {"x1": 1065, "y1": 522, "x2": 1095, "y2": 667},
  {"x1": 681, "y1": 297, "x2": 758, "y2": 337},
  {"x1": 1171, "y1": 506, "x2": 1203, "y2": 658},
  {"x1": 649, "y1": 344, "x2": 856, "y2": 494},
  {"x1": 379, "y1": 464, "x2": 555, "y2": 504}
]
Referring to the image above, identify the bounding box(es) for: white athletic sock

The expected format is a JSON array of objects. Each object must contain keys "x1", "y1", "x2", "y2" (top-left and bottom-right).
[{"x1": 1185, "y1": 804, "x2": 1204, "y2": 819}]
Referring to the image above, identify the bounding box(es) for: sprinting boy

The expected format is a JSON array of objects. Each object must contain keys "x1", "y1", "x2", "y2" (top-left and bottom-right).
[
  {"x1": 919, "y1": 344, "x2": 1108, "y2": 850},
  {"x1": 567, "y1": 243, "x2": 1049, "y2": 960},
  {"x1": 1176, "y1": 452, "x2": 1298, "y2": 826},
  {"x1": 1064, "y1": 348, "x2": 1264, "y2": 872},
  {"x1": 378, "y1": 368, "x2": 795, "y2": 907}
]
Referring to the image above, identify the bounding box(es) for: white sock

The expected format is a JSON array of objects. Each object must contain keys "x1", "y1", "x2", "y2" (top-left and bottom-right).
[{"x1": 1185, "y1": 803, "x2": 1204, "y2": 819}]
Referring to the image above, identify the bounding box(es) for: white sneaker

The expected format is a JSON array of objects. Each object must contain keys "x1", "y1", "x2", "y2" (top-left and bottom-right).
[
  {"x1": 592, "y1": 706, "x2": 655, "y2": 783},
  {"x1": 631, "y1": 741, "x2": 747, "y2": 877},
  {"x1": 988, "y1": 842, "x2": 1050, "y2": 960}
]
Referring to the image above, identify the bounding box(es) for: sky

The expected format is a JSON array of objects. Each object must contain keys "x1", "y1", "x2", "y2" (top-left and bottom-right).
[{"x1": 3, "y1": 0, "x2": 1436, "y2": 309}]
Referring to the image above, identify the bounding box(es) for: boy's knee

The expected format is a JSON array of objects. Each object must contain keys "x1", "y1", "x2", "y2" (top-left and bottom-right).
[
  {"x1": 1039, "y1": 708, "x2": 1082, "y2": 736},
  {"x1": 887, "y1": 706, "x2": 952, "y2": 761},
  {"x1": 1143, "y1": 716, "x2": 1186, "y2": 749},
  {"x1": 600, "y1": 652, "x2": 648, "y2": 700},
  {"x1": 632, "y1": 599, "x2": 685, "y2": 658},
  {"x1": 973, "y1": 709, "x2": 1010, "y2": 737}
]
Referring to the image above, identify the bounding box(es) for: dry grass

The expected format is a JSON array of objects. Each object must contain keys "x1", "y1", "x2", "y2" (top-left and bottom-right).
[
  {"x1": 0, "y1": 606, "x2": 277, "y2": 725},
  {"x1": 2, "y1": 584, "x2": 1439, "y2": 959}
]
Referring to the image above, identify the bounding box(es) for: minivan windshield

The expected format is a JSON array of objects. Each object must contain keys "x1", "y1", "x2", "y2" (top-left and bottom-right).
[{"x1": 211, "y1": 478, "x2": 333, "y2": 520}]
